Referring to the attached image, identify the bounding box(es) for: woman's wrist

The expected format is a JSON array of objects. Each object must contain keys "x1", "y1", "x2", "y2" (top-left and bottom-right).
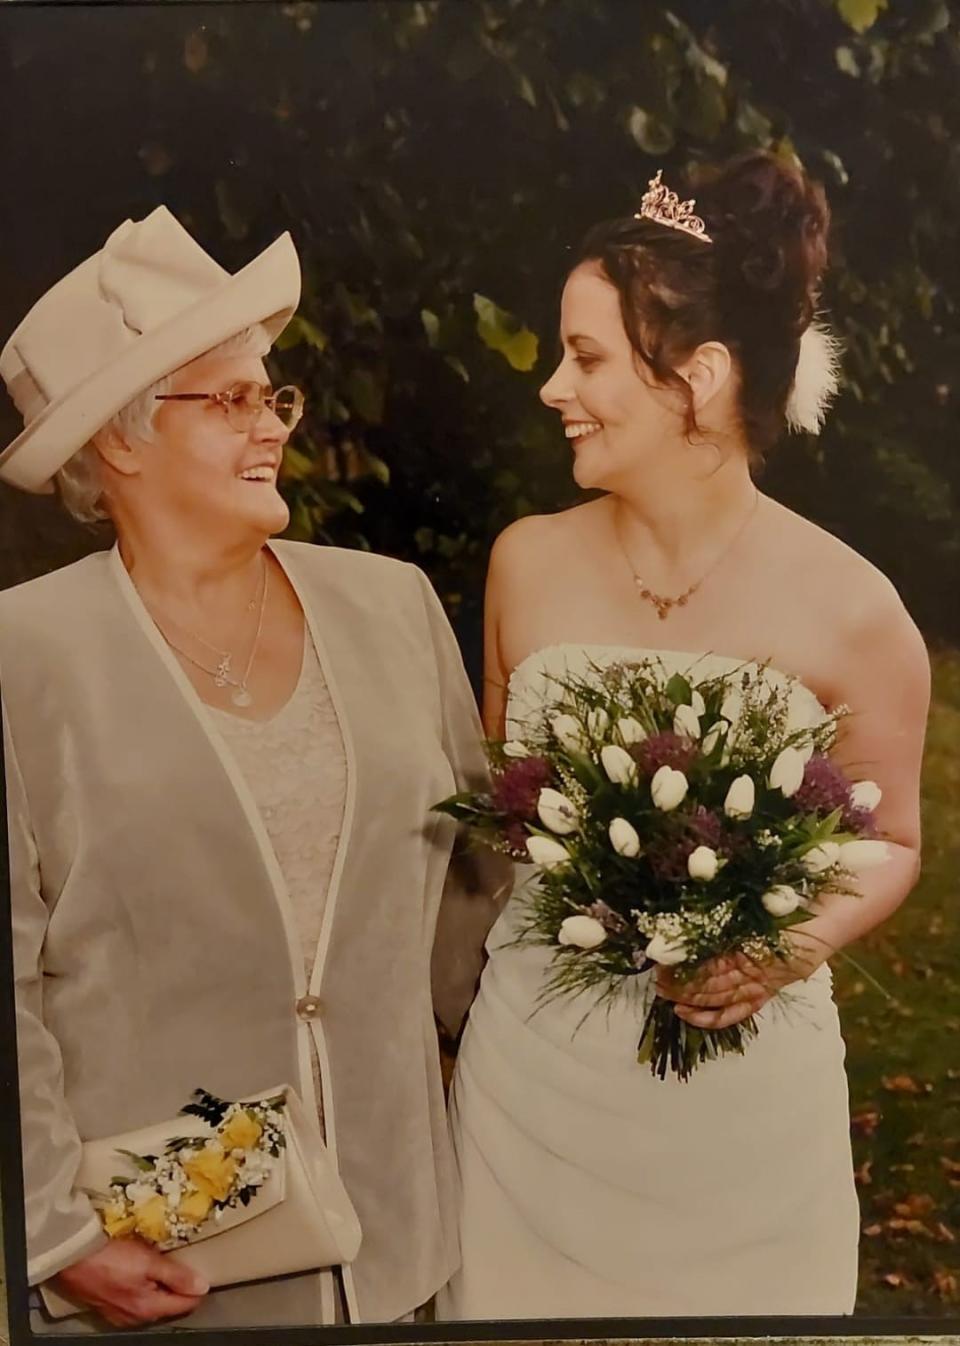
[{"x1": 787, "y1": 917, "x2": 840, "y2": 975}]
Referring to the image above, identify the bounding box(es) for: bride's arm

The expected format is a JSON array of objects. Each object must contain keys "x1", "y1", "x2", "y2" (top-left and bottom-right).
[
  {"x1": 667, "y1": 580, "x2": 931, "y2": 1030},
  {"x1": 481, "y1": 533, "x2": 512, "y2": 740},
  {"x1": 790, "y1": 582, "x2": 930, "y2": 953}
]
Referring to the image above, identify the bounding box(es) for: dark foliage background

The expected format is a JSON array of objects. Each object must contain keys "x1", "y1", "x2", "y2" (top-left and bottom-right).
[{"x1": 0, "y1": 0, "x2": 958, "y2": 1317}]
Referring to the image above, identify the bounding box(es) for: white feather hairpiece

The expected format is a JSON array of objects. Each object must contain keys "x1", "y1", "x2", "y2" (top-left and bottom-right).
[{"x1": 785, "y1": 320, "x2": 843, "y2": 435}]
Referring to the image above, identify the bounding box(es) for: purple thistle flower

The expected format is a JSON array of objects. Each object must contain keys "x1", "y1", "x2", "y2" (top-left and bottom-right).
[
  {"x1": 492, "y1": 756, "x2": 552, "y2": 820},
  {"x1": 686, "y1": 805, "x2": 725, "y2": 851},
  {"x1": 502, "y1": 820, "x2": 533, "y2": 858},
  {"x1": 646, "y1": 806, "x2": 732, "y2": 883},
  {"x1": 842, "y1": 804, "x2": 877, "y2": 837},
  {"x1": 632, "y1": 731, "x2": 698, "y2": 777},
  {"x1": 793, "y1": 754, "x2": 852, "y2": 818},
  {"x1": 648, "y1": 841, "x2": 696, "y2": 883}
]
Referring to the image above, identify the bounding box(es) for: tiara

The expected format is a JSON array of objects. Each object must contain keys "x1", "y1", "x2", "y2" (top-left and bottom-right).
[{"x1": 634, "y1": 170, "x2": 712, "y2": 243}]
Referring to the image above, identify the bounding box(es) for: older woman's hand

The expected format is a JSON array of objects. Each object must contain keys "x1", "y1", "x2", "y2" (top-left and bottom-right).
[
  {"x1": 51, "y1": 1238, "x2": 209, "y2": 1328},
  {"x1": 655, "y1": 926, "x2": 835, "y2": 1030}
]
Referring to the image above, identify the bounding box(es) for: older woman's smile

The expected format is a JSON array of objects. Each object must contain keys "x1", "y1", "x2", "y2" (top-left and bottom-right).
[{"x1": 238, "y1": 463, "x2": 278, "y2": 482}]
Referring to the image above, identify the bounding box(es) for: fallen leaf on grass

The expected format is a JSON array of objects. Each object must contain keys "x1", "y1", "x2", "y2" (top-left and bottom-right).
[
  {"x1": 887, "y1": 1218, "x2": 933, "y2": 1238},
  {"x1": 907, "y1": 1132, "x2": 927, "y2": 1147},
  {"x1": 890, "y1": 1163, "x2": 916, "y2": 1173},
  {"x1": 851, "y1": 1109, "x2": 882, "y2": 1135},
  {"x1": 934, "y1": 1222, "x2": 956, "y2": 1244},
  {"x1": 863, "y1": 1222, "x2": 884, "y2": 1237},
  {"x1": 882, "y1": 1074, "x2": 930, "y2": 1094},
  {"x1": 894, "y1": 1194, "x2": 936, "y2": 1217},
  {"x1": 941, "y1": 1156, "x2": 960, "y2": 1177},
  {"x1": 931, "y1": 1269, "x2": 958, "y2": 1300},
  {"x1": 855, "y1": 1160, "x2": 874, "y2": 1186},
  {"x1": 881, "y1": 1270, "x2": 914, "y2": 1288}
]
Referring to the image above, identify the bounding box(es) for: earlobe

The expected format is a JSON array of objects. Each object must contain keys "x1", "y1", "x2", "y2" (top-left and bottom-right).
[
  {"x1": 92, "y1": 425, "x2": 142, "y2": 479},
  {"x1": 685, "y1": 342, "x2": 732, "y2": 413}
]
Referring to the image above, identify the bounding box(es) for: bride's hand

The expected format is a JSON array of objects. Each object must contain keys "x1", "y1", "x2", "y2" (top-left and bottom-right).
[{"x1": 655, "y1": 926, "x2": 834, "y2": 1029}]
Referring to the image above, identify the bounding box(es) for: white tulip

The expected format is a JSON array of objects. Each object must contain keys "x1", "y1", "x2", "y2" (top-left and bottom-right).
[
  {"x1": 769, "y1": 746, "x2": 806, "y2": 798},
  {"x1": 851, "y1": 780, "x2": 883, "y2": 812},
  {"x1": 650, "y1": 765, "x2": 689, "y2": 812},
  {"x1": 838, "y1": 839, "x2": 890, "y2": 873},
  {"x1": 551, "y1": 713, "x2": 585, "y2": 753},
  {"x1": 526, "y1": 835, "x2": 571, "y2": 869},
  {"x1": 720, "y1": 687, "x2": 744, "y2": 725},
  {"x1": 502, "y1": 740, "x2": 530, "y2": 759},
  {"x1": 801, "y1": 841, "x2": 841, "y2": 875},
  {"x1": 645, "y1": 932, "x2": 689, "y2": 966},
  {"x1": 701, "y1": 720, "x2": 728, "y2": 756},
  {"x1": 724, "y1": 774, "x2": 756, "y2": 819},
  {"x1": 586, "y1": 708, "x2": 610, "y2": 738},
  {"x1": 608, "y1": 817, "x2": 642, "y2": 857},
  {"x1": 601, "y1": 744, "x2": 638, "y2": 787},
  {"x1": 690, "y1": 689, "x2": 707, "y2": 717},
  {"x1": 687, "y1": 845, "x2": 719, "y2": 881},
  {"x1": 537, "y1": 788, "x2": 579, "y2": 835},
  {"x1": 673, "y1": 704, "x2": 702, "y2": 740},
  {"x1": 616, "y1": 716, "x2": 647, "y2": 746},
  {"x1": 761, "y1": 884, "x2": 801, "y2": 917},
  {"x1": 558, "y1": 915, "x2": 607, "y2": 949}
]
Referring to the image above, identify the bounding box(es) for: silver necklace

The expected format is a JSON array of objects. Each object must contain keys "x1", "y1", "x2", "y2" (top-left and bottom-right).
[{"x1": 147, "y1": 555, "x2": 269, "y2": 708}]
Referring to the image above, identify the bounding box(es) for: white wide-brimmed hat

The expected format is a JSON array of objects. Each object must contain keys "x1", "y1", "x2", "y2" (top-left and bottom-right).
[{"x1": 0, "y1": 206, "x2": 301, "y2": 493}]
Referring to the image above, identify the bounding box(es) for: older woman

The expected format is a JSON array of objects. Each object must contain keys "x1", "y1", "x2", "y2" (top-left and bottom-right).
[{"x1": 0, "y1": 208, "x2": 507, "y2": 1331}]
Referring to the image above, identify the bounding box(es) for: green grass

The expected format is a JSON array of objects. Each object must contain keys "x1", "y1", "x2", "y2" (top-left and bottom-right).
[{"x1": 836, "y1": 646, "x2": 960, "y2": 1315}]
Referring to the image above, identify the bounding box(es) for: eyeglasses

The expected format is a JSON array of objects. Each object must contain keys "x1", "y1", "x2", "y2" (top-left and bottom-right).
[{"x1": 155, "y1": 381, "x2": 305, "y2": 433}]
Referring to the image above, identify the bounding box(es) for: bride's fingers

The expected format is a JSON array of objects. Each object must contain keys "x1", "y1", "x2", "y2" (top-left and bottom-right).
[
  {"x1": 674, "y1": 980, "x2": 767, "y2": 1008},
  {"x1": 674, "y1": 995, "x2": 767, "y2": 1029}
]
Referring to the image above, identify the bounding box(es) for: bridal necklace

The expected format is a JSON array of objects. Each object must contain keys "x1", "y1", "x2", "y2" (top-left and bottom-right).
[
  {"x1": 144, "y1": 553, "x2": 270, "y2": 708},
  {"x1": 614, "y1": 488, "x2": 760, "y2": 621}
]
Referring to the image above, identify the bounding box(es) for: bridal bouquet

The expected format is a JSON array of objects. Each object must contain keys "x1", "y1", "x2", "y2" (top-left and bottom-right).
[
  {"x1": 91, "y1": 1089, "x2": 287, "y2": 1249},
  {"x1": 434, "y1": 657, "x2": 888, "y2": 1081}
]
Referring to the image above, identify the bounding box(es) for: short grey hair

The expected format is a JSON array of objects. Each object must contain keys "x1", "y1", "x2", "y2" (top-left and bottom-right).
[{"x1": 55, "y1": 325, "x2": 270, "y2": 524}]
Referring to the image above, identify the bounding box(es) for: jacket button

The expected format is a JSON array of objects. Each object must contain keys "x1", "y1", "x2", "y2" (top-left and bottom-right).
[{"x1": 296, "y1": 994, "x2": 322, "y2": 1021}]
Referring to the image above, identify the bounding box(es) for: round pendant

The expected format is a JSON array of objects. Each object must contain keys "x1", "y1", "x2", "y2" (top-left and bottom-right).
[{"x1": 231, "y1": 686, "x2": 253, "y2": 708}]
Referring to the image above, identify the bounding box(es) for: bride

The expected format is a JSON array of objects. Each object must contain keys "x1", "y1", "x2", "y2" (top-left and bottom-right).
[{"x1": 439, "y1": 152, "x2": 929, "y2": 1319}]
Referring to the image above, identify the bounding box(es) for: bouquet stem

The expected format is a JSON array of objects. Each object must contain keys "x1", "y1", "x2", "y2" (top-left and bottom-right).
[{"x1": 637, "y1": 996, "x2": 760, "y2": 1082}]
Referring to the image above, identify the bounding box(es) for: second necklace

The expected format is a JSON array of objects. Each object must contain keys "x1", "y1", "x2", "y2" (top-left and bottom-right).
[{"x1": 614, "y1": 489, "x2": 761, "y2": 621}]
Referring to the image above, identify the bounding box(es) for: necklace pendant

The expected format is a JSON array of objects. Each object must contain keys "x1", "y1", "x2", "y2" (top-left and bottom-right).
[
  {"x1": 231, "y1": 686, "x2": 253, "y2": 708},
  {"x1": 213, "y1": 654, "x2": 232, "y2": 688}
]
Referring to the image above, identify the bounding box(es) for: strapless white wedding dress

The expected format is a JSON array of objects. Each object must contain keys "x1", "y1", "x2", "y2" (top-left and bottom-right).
[{"x1": 439, "y1": 645, "x2": 860, "y2": 1320}]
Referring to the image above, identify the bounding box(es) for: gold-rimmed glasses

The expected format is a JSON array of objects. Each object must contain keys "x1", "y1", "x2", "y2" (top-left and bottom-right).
[{"x1": 155, "y1": 381, "x2": 305, "y2": 433}]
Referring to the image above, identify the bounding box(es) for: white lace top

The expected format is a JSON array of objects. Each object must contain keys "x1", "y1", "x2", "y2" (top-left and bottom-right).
[{"x1": 210, "y1": 635, "x2": 347, "y2": 1122}]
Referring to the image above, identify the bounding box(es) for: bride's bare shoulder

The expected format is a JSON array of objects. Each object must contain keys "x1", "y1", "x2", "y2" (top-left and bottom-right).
[
  {"x1": 764, "y1": 498, "x2": 921, "y2": 643},
  {"x1": 489, "y1": 499, "x2": 607, "y2": 576}
]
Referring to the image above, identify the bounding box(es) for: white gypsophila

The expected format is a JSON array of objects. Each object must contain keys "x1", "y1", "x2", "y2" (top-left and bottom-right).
[
  {"x1": 684, "y1": 900, "x2": 734, "y2": 937},
  {"x1": 125, "y1": 1180, "x2": 158, "y2": 1207}
]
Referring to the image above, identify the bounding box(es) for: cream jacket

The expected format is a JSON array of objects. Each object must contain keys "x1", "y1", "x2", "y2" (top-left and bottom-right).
[{"x1": 0, "y1": 539, "x2": 508, "y2": 1328}]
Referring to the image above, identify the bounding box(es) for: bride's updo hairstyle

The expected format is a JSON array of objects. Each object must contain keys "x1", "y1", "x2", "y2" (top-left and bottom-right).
[{"x1": 573, "y1": 151, "x2": 831, "y2": 462}]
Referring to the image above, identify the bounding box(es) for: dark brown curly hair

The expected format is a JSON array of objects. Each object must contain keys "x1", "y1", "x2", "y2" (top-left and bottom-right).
[{"x1": 572, "y1": 151, "x2": 831, "y2": 463}]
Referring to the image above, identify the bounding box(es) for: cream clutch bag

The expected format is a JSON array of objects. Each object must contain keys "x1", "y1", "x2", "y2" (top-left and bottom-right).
[{"x1": 40, "y1": 1084, "x2": 362, "y2": 1318}]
